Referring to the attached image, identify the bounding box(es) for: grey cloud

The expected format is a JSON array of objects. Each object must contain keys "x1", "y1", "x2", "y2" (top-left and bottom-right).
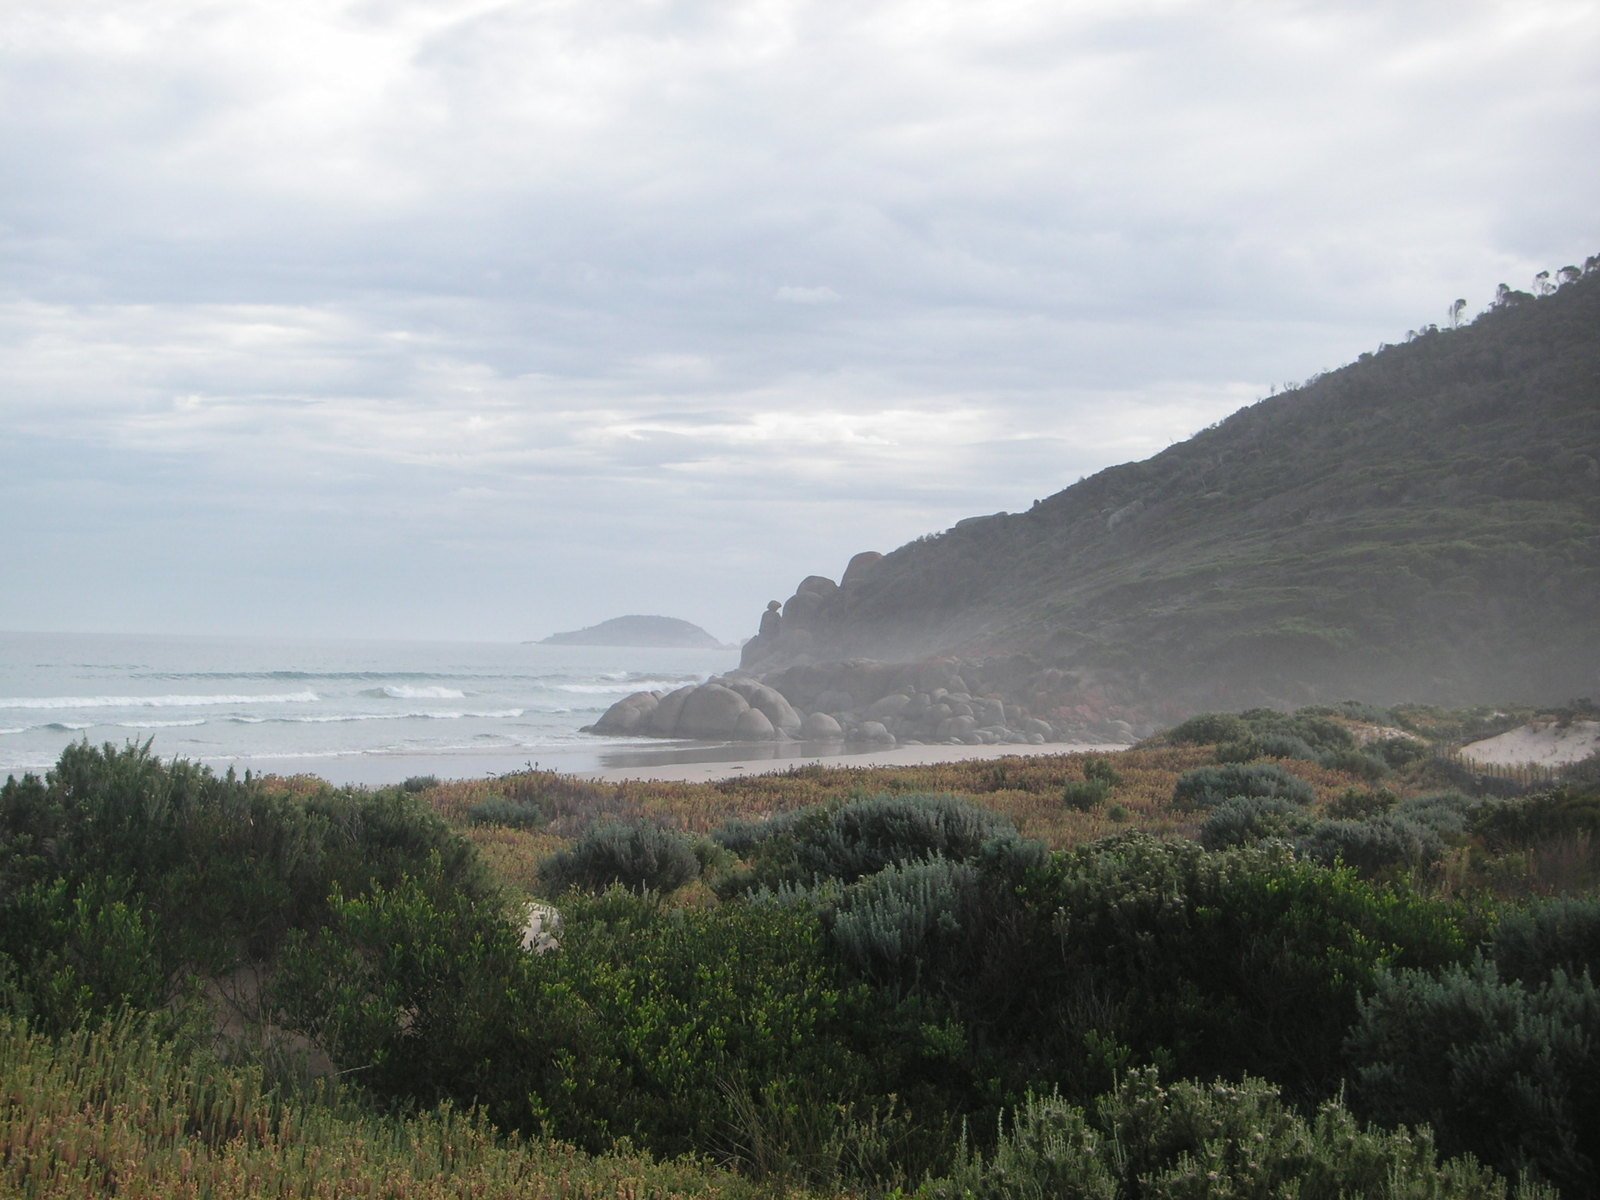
[{"x1": 1, "y1": 1, "x2": 1597, "y2": 639}]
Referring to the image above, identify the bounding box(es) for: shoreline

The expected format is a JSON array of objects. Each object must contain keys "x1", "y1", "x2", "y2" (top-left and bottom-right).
[{"x1": 197, "y1": 739, "x2": 1131, "y2": 789}]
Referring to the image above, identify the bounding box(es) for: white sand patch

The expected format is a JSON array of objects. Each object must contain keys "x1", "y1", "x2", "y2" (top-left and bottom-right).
[{"x1": 1459, "y1": 720, "x2": 1600, "y2": 767}]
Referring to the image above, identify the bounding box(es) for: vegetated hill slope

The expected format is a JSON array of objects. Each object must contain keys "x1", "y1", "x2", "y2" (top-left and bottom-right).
[
  {"x1": 541, "y1": 614, "x2": 725, "y2": 648},
  {"x1": 793, "y1": 268, "x2": 1600, "y2": 709}
]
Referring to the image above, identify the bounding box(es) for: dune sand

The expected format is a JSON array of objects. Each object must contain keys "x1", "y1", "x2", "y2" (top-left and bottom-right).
[{"x1": 1459, "y1": 720, "x2": 1600, "y2": 767}]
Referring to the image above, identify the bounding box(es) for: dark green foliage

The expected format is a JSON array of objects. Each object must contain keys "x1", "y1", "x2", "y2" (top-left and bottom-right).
[
  {"x1": 1023, "y1": 835, "x2": 1467, "y2": 1099},
  {"x1": 1318, "y1": 747, "x2": 1389, "y2": 781},
  {"x1": 1166, "y1": 713, "x2": 1250, "y2": 745},
  {"x1": 1061, "y1": 778, "x2": 1110, "y2": 810},
  {"x1": 920, "y1": 1070, "x2": 1548, "y2": 1200},
  {"x1": 0, "y1": 741, "x2": 495, "y2": 1032},
  {"x1": 400, "y1": 774, "x2": 440, "y2": 793},
  {"x1": 1296, "y1": 815, "x2": 1445, "y2": 874},
  {"x1": 720, "y1": 792, "x2": 1022, "y2": 894},
  {"x1": 539, "y1": 819, "x2": 700, "y2": 895},
  {"x1": 1216, "y1": 732, "x2": 1317, "y2": 763},
  {"x1": 1375, "y1": 734, "x2": 1431, "y2": 768},
  {"x1": 1172, "y1": 762, "x2": 1315, "y2": 811},
  {"x1": 1198, "y1": 795, "x2": 1308, "y2": 850},
  {"x1": 1471, "y1": 786, "x2": 1600, "y2": 850},
  {"x1": 1082, "y1": 757, "x2": 1123, "y2": 787},
  {"x1": 1492, "y1": 896, "x2": 1600, "y2": 982},
  {"x1": 512, "y1": 890, "x2": 922, "y2": 1173},
  {"x1": 1327, "y1": 786, "x2": 1398, "y2": 819},
  {"x1": 826, "y1": 838, "x2": 1046, "y2": 1009},
  {"x1": 1347, "y1": 960, "x2": 1600, "y2": 1196}
]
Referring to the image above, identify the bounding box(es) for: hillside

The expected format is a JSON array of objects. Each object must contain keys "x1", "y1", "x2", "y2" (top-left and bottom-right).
[
  {"x1": 750, "y1": 265, "x2": 1600, "y2": 716},
  {"x1": 540, "y1": 615, "x2": 724, "y2": 648}
]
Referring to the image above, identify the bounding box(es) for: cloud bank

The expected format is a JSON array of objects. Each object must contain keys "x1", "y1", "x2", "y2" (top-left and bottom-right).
[{"x1": 3, "y1": 0, "x2": 1597, "y2": 641}]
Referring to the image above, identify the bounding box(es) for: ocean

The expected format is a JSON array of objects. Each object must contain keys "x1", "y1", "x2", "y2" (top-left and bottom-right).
[{"x1": 0, "y1": 630, "x2": 743, "y2": 786}]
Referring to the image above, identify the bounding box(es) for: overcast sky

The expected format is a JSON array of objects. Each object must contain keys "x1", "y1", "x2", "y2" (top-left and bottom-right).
[{"x1": 3, "y1": 0, "x2": 1596, "y2": 644}]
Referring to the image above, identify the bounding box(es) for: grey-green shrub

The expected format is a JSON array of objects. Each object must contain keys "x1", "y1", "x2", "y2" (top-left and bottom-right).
[
  {"x1": 1348, "y1": 959, "x2": 1600, "y2": 1196},
  {"x1": 1296, "y1": 815, "x2": 1444, "y2": 873},
  {"x1": 1492, "y1": 896, "x2": 1600, "y2": 983},
  {"x1": 1172, "y1": 762, "x2": 1315, "y2": 811},
  {"x1": 539, "y1": 820, "x2": 700, "y2": 895},
  {"x1": 919, "y1": 1068, "x2": 1550, "y2": 1200},
  {"x1": 723, "y1": 793, "x2": 1021, "y2": 892},
  {"x1": 466, "y1": 795, "x2": 545, "y2": 829},
  {"x1": 1199, "y1": 795, "x2": 1309, "y2": 850}
]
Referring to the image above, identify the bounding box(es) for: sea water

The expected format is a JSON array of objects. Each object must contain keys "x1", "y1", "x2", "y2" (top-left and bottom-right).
[{"x1": 0, "y1": 630, "x2": 741, "y2": 785}]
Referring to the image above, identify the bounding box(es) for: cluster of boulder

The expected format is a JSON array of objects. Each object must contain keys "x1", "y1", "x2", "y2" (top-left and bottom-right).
[
  {"x1": 585, "y1": 557, "x2": 1148, "y2": 750},
  {"x1": 586, "y1": 666, "x2": 1063, "y2": 749}
]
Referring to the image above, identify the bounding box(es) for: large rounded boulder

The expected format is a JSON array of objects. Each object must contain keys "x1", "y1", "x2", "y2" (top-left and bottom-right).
[{"x1": 674, "y1": 683, "x2": 751, "y2": 738}]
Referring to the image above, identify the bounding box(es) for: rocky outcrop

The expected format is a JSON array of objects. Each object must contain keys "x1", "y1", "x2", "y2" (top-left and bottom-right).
[{"x1": 583, "y1": 652, "x2": 1146, "y2": 748}]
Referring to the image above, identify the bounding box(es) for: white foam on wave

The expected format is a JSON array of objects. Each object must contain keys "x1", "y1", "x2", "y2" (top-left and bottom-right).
[
  {"x1": 120, "y1": 718, "x2": 208, "y2": 730},
  {"x1": 0, "y1": 690, "x2": 320, "y2": 711},
  {"x1": 554, "y1": 678, "x2": 688, "y2": 695},
  {"x1": 231, "y1": 708, "x2": 525, "y2": 725},
  {"x1": 376, "y1": 685, "x2": 467, "y2": 700}
]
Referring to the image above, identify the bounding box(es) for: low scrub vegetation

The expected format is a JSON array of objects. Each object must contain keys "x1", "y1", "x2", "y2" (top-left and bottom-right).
[{"x1": 3, "y1": 710, "x2": 1597, "y2": 1198}]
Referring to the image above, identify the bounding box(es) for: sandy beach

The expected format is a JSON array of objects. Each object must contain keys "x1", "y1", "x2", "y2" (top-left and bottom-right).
[
  {"x1": 227, "y1": 739, "x2": 1130, "y2": 788},
  {"x1": 581, "y1": 740, "x2": 1131, "y2": 784}
]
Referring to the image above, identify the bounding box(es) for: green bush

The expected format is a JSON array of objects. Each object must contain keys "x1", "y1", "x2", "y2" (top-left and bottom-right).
[
  {"x1": 919, "y1": 1069, "x2": 1547, "y2": 1200},
  {"x1": 1061, "y1": 778, "x2": 1110, "y2": 810},
  {"x1": 1165, "y1": 713, "x2": 1250, "y2": 745},
  {"x1": 466, "y1": 795, "x2": 546, "y2": 830},
  {"x1": 1296, "y1": 816, "x2": 1445, "y2": 874},
  {"x1": 1198, "y1": 795, "x2": 1308, "y2": 850},
  {"x1": 1492, "y1": 896, "x2": 1600, "y2": 982},
  {"x1": 539, "y1": 820, "x2": 700, "y2": 895},
  {"x1": 722, "y1": 793, "x2": 1022, "y2": 893},
  {"x1": 1022, "y1": 835, "x2": 1467, "y2": 1098},
  {"x1": 1471, "y1": 787, "x2": 1600, "y2": 850},
  {"x1": 1348, "y1": 960, "x2": 1600, "y2": 1196},
  {"x1": 1172, "y1": 762, "x2": 1315, "y2": 811}
]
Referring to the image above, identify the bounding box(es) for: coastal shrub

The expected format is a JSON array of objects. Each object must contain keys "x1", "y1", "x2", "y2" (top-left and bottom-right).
[
  {"x1": 825, "y1": 836, "x2": 1045, "y2": 1009},
  {"x1": 400, "y1": 774, "x2": 439, "y2": 793},
  {"x1": 1198, "y1": 795, "x2": 1308, "y2": 850},
  {"x1": 1171, "y1": 762, "x2": 1314, "y2": 811},
  {"x1": 0, "y1": 741, "x2": 495, "y2": 989},
  {"x1": 1394, "y1": 791, "x2": 1480, "y2": 839},
  {"x1": 1023, "y1": 835, "x2": 1466, "y2": 1098},
  {"x1": 1061, "y1": 778, "x2": 1110, "y2": 810},
  {"x1": 1296, "y1": 815, "x2": 1445, "y2": 874},
  {"x1": 829, "y1": 855, "x2": 986, "y2": 988},
  {"x1": 1375, "y1": 734, "x2": 1431, "y2": 768},
  {"x1": 723, "y1": 793, "x2": 1022, "y2": 893},
  {"x1": 1471, "y1": 786, "x2": 1600, "y2": 850},
  {"x1": 1165, "y1": 713, "x2": 1250, "y2": 745},
  {"x1": 1347, "y1": 960, "x2": 1600, "y2": 1196},
  {"x1": 269, "y1": 874, "x2": 533, "y2": 1118},
  {"x1": 539, "y1": 819, "x2": 700, "y2": 895},
  {"x1": 1492, "y1": 896, "x2": 1600, "y2": 982},
  {"x1": 1319, "y1": 746, "x2": 1390, "y2": 780},
  {"x1": 920, "y1": 1069, "x2": 1545, "y2": 1200},
  {"x1": 1082, "y1": 756, "x2": 1123, "y2": 787},
  {"x1": 515, "y1": 889, "x2": 911, "y2": 1167},
  {"x1": 1216, "y1": 731, "x2": 1318, "y2": 763},
  {"x1": 467, "y1": 794, "x2": 546, "y2": 830},
  {"x1": 1327, "y1": 787, "x2": 1398, "y2": 819}
]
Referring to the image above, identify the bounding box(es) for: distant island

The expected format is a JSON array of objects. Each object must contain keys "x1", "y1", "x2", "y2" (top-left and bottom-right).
[{"x1": 539, "y1": 615, "x2": 726, "y2": 648}]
